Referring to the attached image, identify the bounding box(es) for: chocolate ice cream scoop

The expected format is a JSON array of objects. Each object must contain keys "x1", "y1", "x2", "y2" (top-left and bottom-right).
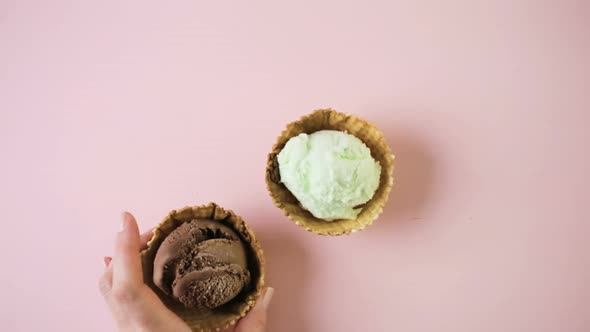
[{"x1": 153, "y1": 219, "x2": 251, "y2": 309}]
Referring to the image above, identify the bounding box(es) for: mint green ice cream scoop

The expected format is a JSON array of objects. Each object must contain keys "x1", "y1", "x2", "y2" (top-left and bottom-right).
[{"x1": 277, "y1": 130, "x2": 382, "y2": 221}]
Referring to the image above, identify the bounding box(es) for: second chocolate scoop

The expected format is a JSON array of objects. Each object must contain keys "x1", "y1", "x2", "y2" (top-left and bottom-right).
[{"x1": 153, "y1": 219, "x2": 250, "y2": 309}]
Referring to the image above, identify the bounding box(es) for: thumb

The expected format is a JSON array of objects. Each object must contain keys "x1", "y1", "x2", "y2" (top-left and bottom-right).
[{"x1": 234, "y1": 287, "x2": 274, "y2": 332}]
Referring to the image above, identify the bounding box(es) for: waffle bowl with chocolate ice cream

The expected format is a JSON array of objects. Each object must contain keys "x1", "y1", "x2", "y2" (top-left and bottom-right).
[{"x1": 141, "y1": 203, "x2": 264, "y2": 332}]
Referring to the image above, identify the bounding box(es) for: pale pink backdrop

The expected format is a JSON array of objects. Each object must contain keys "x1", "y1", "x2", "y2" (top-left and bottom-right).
[{"x1": 0, "y1": 1, "x2": 588, "y2": 331}]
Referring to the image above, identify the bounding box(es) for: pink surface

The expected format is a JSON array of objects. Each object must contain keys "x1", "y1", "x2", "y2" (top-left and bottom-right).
[{"x1": 1, "y1": 1, "x2": 589, "y2": 331}]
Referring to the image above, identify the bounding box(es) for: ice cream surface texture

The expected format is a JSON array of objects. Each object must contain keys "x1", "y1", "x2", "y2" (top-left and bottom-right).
[
  {"x1": 153, "y1": 219, "x2": 250, "y2": 309},
  {"x1": 277, "y1": 130, "x2": 382, "y2": 220}
]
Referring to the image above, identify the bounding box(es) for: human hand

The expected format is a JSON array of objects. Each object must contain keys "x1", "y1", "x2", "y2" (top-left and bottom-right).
[{"x1": 99, "y1": 212, "x2": 273, "y2": 332}]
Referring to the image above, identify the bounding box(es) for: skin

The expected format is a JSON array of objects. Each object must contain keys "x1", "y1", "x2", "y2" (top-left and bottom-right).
[{"x1": 99, "y1": 212, "x2": 273, "y2": 332}]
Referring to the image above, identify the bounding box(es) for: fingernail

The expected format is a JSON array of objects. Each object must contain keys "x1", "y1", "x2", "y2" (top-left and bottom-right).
[
  {"x1": 120, "y1": 212, "x2": 128, "y2": 232},
  {"x1": 103, "y1": 256, "x2": 112, "y2": 267},
  {"x1": 261, "y1": 287, "x2": 274, "y2": 310}
]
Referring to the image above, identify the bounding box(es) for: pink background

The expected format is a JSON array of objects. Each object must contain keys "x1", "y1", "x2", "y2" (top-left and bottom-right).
[{"x1": 1, "y1": 1, "x2": 589, "y2": 331}]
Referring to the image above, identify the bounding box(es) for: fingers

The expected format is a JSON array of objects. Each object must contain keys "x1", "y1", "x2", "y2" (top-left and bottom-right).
[
  {"x1": 112, "y1": 212, "x2": 143, "y2": 291},
  {"x1": 234, "y1": 287, "x2": 274, "y2": 332},
  {"x1": 139, "y1": 227, "x2": 155, "y2": 250},
  {"x1": 99, "y1": 262, "x2": 114, "y2": 298},
  {"x1": 99, "y1": 214, "x2": 152, "y2": 302}
]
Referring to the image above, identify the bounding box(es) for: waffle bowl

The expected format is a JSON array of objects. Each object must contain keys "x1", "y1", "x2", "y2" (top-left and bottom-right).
[
  {"x1": 266, "y1": 109, "x2": 395, "y2": 236},
  {"x1": 141, "y1": 203, "x2": 265, "y2": 331}
]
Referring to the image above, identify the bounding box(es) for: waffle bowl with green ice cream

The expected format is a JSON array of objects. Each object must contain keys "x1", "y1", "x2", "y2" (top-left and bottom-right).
[{"x1": 267, "y1": 109, "x2": 395, "y2": 235}]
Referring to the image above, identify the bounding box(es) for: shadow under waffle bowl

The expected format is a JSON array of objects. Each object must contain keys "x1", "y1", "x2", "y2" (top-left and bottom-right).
[
  {"x1": 141, "y1": 203, "x2": 265, "y2": 332},
  {"x1": 266, "y1": 109, "x2": 395, "y2": 236}
]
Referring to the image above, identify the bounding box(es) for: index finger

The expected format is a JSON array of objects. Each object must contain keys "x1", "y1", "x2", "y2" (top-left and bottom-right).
[{"x1": 140, "y1": 227, "x2": 155, "y2": 251}]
